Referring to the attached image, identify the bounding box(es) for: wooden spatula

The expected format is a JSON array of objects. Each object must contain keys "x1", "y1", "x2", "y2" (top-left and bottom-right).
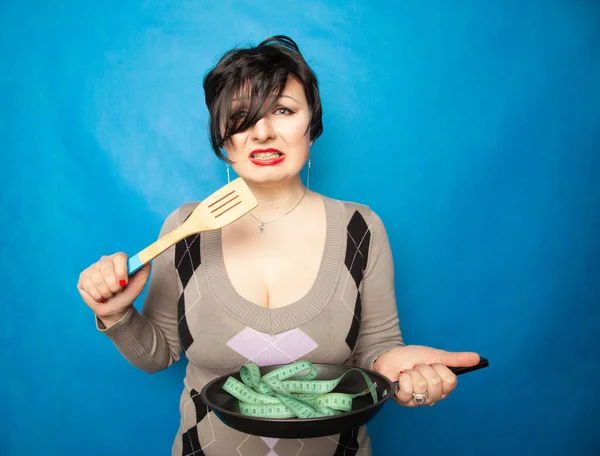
[{"x1": 127, "y1": 177, "x2": 257, "y2": 275}]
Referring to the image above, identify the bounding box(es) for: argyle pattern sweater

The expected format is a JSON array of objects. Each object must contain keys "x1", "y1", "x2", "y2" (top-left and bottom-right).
[{"x1": 100, "y1": 196, "x2": 403, "y2": 456}]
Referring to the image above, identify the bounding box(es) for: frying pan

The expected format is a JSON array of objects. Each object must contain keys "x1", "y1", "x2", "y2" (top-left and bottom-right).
[{"x1": 200, "y1": 358, "x2": 488, "y2": 438}]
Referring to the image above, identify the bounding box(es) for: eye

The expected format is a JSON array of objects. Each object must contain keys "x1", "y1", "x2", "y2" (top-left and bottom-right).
[
  {"x1": 273, "y1": 106, "x2": 293, "y2": 115},
  {"x1": 231, "y1": 110, "x2": 248, "y2": 121}
]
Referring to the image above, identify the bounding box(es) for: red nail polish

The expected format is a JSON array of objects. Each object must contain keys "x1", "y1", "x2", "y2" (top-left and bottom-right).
[
  {"x1": 119, "y1": 280, "x2": 126, "y2": 287},
  {"x1": 428, "y1": 364, "x2": 433, "y2": 366},
  {"x1": 100, "y1": 299, "x2": 107, "y2": 303},
  {"x1": 399, "y1": 371, "x2": 404, "y2": 374}
]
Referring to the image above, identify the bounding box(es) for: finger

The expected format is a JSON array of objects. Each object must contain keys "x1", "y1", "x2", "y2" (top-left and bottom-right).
[
  {"x1": 78, "y1": 287, "x2": 105, "y2": 308},
  {"x1": 434, "y1": 350, "x2": 480, "y2": 369},
  {"x1": 394, "y1": 371, "x2": 414, "y2": 405},
  {"x1": 415, "y1": 364, "x2": 443, "y2": 405},
  {"x1": 89, "y1": 269, "x2": 114, "y2": 299},
  {"x1": 112, "y1": 253, "x2": 129, "y2": 289},
  {"x1": 431, "y1": 364, "x2": 458, "y2": 399},
  {"x1": 408, "y1": 369, "x2": 429, "y2": 406},
  {"x1": 78, "y1": 275, "x2": 106, "y2": 303},
  {"x1": 99, "y1": 259, "x2": 121, "y2": 294}
]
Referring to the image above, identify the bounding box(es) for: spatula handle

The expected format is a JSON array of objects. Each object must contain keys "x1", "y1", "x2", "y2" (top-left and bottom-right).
[
  {"x1": 126, "y1": 224, "x2": 190, "y2": 275},
  {"x1": 127, "y1": 254, "x2": 144, "y2": 275}
]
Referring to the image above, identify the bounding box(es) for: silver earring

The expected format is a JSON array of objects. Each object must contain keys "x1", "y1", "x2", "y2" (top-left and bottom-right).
[
  {"x1": 226, "y1": 163, "x2": 231, "y2": 184},
  {"x1": 307, "y1": 154, "x2": 311, "y2": 192}
]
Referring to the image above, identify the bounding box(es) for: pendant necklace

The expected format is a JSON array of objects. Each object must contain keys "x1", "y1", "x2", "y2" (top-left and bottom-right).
[{"x1": 249, "y1": 190, "x2": 308, "y2": 233}]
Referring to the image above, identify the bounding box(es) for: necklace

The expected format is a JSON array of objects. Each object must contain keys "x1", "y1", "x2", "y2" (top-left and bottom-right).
[{"x1": 249, "y1": 190, "x2": 308, "y2": 233}]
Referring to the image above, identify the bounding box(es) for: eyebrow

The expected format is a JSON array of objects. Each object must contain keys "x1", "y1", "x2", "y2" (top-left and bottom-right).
[
  {"x1": 232, "y1": 94, "x2": 300, "y2": 103},
  {"x1": 279, "y1": 94, "x2": 300, "y2": 103}
]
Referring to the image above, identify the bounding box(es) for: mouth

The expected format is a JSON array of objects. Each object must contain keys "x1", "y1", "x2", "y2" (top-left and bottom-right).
[{"x1": 249, "y1": 148, "x2": 285, "y2": 166}]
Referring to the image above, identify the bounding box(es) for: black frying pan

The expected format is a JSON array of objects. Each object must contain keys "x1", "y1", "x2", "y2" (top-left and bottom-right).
[{"x1": 200, "y1": 358, "x2": 489, "y2": 439}]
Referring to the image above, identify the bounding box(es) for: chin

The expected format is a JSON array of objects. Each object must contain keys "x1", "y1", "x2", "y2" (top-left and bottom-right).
[
  {"x1": 246, "y1": 176, "x2": 289, "y2": 186},
  {"x1": 243, "y1": 171, "x2": 298, "y2": 186}
]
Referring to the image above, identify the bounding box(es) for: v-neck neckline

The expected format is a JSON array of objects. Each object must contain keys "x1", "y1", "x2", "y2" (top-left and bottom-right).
[{"x1": 202, "y1": 196, "x2": 346, "y2": 334}]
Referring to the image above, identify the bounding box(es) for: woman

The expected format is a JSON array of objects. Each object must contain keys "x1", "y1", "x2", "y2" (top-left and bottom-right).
[{"x1": 77, "y1": 36, "x2": 480, "y2": 455}]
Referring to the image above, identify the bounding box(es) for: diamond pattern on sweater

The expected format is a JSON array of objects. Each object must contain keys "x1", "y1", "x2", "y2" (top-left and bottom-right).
[
  {"x1": 345, "y1": 212, "x2": 370, "y2": 288},
  {"x1": 343, "y1": 211, "x2": 371, "y2": 351},
  {"x1": 175, "y1": 233, "x2": 201, "y2": 289},
  {"x1": 333, "y1": 427, "x2": 360, "y2": 456},
  {"x1": 261, "y1": 437, "x2": 279, "y2": 449},
  {"x1": 227, "y1": 327, "x2": 317, "y2": 367},
  {"x1": 175, "y1": 233, "x2": 202, "y2": 352},
  {"x1": 261, "y1": 437, "x2": 280, "y2": 456},
  {"x1": 181, "y1": 388, "x2": 213, "y2": 456},
  {"x1": 345, "y1": 292, "x2": 362, "y2": 351},
  {"x1": 177, "y1": 293, "x2": 193, "y2": 352}
]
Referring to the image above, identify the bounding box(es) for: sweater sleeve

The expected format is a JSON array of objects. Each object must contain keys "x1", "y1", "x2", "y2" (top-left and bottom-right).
[
  {"x1": 96, "y1": 207, "x2": 184, "y2": 374},
  {"x1": 352, "y1": 209, "x2": 404, "y2": 370}
]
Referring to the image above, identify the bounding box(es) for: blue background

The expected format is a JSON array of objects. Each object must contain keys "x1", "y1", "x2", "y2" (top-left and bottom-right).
[{"x1": 1, "y1": 1, "x2": 599, "y2": 455}]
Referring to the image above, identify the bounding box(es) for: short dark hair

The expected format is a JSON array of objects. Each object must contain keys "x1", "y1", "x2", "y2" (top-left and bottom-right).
[{"x1": 203, "y1": 35, "x2": 323, "y2": 161}]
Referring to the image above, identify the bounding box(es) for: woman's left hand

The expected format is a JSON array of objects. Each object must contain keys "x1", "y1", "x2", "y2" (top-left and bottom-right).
[{"x1": 372, "y1": 345, "x2": 480, "y2": 407}]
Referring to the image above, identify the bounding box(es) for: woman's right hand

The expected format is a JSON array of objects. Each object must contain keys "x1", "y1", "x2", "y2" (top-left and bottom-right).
[{"x1": 77, "y1": 252, "x2": 151, "y2": 327}]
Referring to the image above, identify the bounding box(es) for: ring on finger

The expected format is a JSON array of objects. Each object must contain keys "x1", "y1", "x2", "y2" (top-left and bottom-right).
[{"x1": 412, "y1": 391, "x2": 429, "y2": 405}]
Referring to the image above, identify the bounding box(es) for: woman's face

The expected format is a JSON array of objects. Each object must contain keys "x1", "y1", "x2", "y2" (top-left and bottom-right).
[{"x1": 223, "y1": 77, "x2": 312, "y2": 187}]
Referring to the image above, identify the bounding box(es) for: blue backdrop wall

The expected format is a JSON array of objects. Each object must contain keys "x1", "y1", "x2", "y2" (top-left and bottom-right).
[{"x1": 2, "y1": 1, "x2": 599, "y2": 455}]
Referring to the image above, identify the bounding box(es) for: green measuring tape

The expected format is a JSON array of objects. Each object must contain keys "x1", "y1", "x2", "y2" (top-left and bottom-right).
[{"x1": 222, "y1": 360, "x2": 378, "y2": 419}]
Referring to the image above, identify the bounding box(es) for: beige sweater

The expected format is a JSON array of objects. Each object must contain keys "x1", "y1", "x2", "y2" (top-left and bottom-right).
[{"x1": 100, "y1": 196, "x2": 403, "y2": 456}]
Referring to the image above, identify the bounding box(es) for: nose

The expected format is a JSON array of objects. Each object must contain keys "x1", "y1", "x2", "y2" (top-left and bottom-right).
[{"x1": 250, "y1": 116, "x2": 276, "y2": 142}]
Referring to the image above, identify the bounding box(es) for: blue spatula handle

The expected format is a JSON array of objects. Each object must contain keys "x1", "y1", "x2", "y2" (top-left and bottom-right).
[{"x1": 127, "y1": 254, "x2": 144, "y2": 275}]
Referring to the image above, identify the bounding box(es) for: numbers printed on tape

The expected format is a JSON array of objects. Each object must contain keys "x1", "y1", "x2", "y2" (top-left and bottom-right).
[{"x1": 222, "y1": 360, "x2": 378, "y2": 419}]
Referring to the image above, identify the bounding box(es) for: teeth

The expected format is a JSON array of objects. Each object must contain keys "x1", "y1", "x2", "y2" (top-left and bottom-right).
[{"x1": 252, "y1": 152, "x2": 281, "y2": 159}]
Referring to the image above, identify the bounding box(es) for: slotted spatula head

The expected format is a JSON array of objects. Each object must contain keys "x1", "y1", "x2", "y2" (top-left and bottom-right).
[
  {"x1": 186, "y1": 177, "x2": 258, "y2": 231},
  {"x1": 127, "y1": 177, "x2": 257, "y2": 274}
]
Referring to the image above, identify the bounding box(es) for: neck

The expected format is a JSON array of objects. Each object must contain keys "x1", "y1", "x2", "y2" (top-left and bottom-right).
[{"x1": 246, "y1": 178, "x2": 308, "y2": 219}]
